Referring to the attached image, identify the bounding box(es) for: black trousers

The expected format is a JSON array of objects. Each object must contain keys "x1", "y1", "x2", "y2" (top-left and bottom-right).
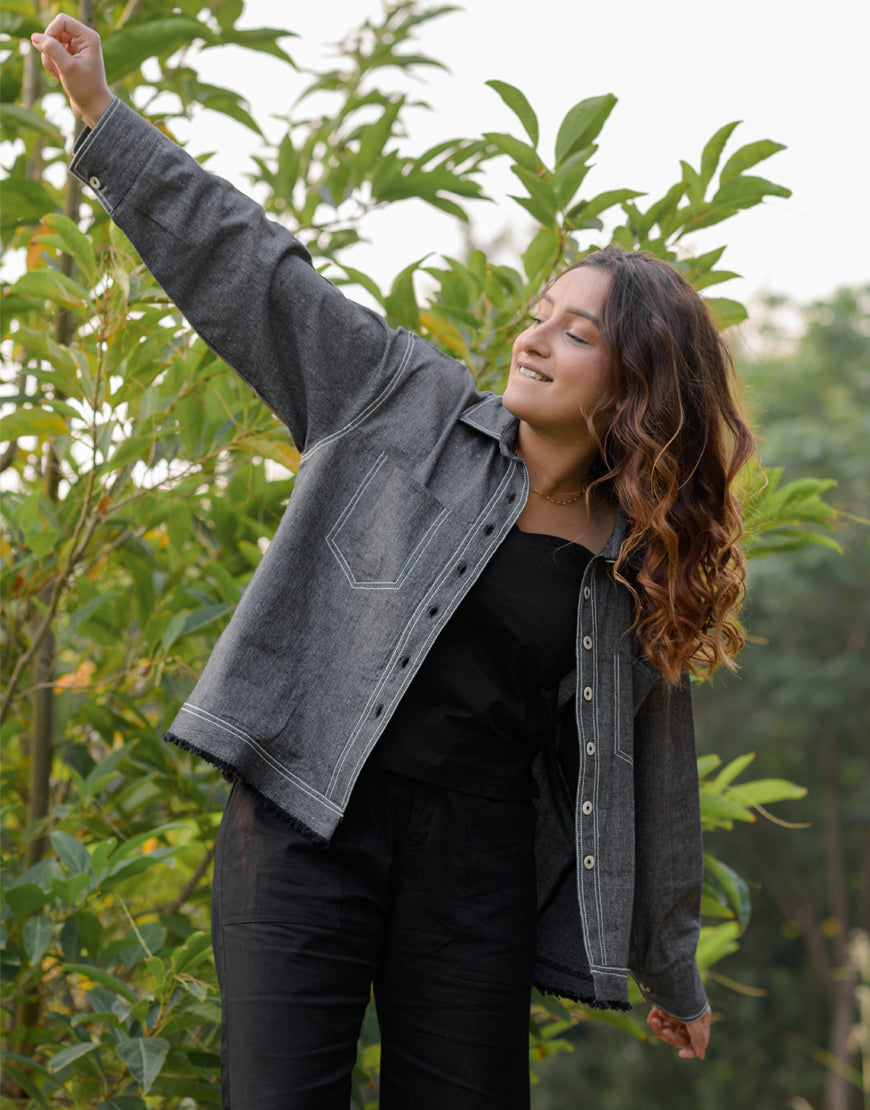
[{"x1": 212, "y1": 764, "x2": 538, "y2": 1109}]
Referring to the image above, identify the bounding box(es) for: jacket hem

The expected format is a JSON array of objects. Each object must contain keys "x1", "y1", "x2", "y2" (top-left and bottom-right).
[
  {"x1": 534, "y1": 979, "x2": 632, "y2": 1012},
  {"x1": 162, "y1": 730, "x2": 328, "y2": 845}
]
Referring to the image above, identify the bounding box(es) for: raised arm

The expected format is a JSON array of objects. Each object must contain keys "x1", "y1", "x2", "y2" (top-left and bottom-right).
[{"x1": 31, "y1": 17, "x2": 413, "y2": 452}]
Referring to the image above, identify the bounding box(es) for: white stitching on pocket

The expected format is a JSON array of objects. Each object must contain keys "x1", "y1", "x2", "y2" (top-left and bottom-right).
[{"x1": 326, "y1": 453, "x2": 449, "y2": 589}]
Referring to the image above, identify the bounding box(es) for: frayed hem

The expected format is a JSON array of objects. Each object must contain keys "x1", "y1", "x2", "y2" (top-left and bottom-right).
[
  {"x1": 534, "y1": 981, "x2": 632, "y2": 1012},
  {"x1": 162, "y1": 731, "x2": 328, "y2": 846}
]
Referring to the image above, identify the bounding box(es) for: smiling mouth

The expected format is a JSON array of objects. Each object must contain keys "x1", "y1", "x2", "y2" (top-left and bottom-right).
[{"x1": 519, "y1": 365, "x2": 551, "y2": 383}]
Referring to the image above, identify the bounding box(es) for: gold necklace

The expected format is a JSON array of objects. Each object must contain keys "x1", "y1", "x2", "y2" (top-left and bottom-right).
[{"x1": 514, "y1": 447, "x2": 586, "y2": 506}]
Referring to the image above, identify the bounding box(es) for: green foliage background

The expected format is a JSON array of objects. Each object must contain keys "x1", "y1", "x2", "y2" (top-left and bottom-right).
[{"x1": 0, "y1": 2, "x2": 859, "y2": 1107}]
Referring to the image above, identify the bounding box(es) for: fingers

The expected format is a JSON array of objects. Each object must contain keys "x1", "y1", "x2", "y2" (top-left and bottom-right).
[
  {"x1": 647, "y1": 1006, "x2": 710, "y2": 1060},
  {"x1": 31, "y1": 18, "x2": 111, "y2": 129},
  {"x1": 682, "y1": 1010, "x2": 711, "y2": 1061}
]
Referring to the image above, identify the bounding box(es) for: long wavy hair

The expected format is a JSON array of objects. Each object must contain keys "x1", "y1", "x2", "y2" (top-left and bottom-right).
[{"x1": 569, "y1": 246, "x2": 755, "y2": 683}]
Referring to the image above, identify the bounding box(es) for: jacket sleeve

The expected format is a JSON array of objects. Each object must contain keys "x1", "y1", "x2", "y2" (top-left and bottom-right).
[
  {"x1": 70, "y1": 98, "x2": 406, "y2": 452},
  {"x1": 628, "y1": 672, "x2": 710, "y2": 1023}
]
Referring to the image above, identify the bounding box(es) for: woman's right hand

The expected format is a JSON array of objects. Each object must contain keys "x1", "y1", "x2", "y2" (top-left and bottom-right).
[{"x1": 31, "y1": 15, "x2": 112, "y2": 130}]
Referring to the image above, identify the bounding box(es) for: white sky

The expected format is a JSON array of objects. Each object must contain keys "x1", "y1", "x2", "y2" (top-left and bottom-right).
[{"x1": 182, "y1": 0, "x2": 869, "y2": 315}]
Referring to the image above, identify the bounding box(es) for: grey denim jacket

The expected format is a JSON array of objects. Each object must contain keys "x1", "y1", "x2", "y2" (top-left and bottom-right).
[{"x1": 71, "y1": 98, "x2": 709, "y2": 1022}]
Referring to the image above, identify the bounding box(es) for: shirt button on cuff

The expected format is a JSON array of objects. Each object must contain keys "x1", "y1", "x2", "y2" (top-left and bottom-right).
[
  {"x1": 89, "y1": 175, "x2": 101, "y2": 189},
  {"x1": 583, "y1": 586, "x2": 591, "y2": 600},
  {"x1": 583, "y1": 855, "x2": 595, "y2": 869}
]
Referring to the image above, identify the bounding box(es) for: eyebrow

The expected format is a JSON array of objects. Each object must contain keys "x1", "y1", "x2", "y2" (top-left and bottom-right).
[{"x1": 541, "y1": 293, "x2": 603, "y2": 330}]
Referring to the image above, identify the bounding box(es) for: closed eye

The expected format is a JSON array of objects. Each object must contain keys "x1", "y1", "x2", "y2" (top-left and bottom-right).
[{"x1": 568, "y1": 332, "x2": 590, "y2": 345}]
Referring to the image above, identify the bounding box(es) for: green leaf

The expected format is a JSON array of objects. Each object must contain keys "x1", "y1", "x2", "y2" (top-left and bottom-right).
[
  {"x1": 41, "y1": 213, "x2": 99, "y2": 286},
  {"x1": 3, "y1": 881, "x2": 49, "y2": 919},
  {"x1": 384, "y1": 259, "x2": 425, "y2": 332},
  {"x1": 9, "y1": 268, "x2": 91, "y2": 308},
  {"x1": 0, "y1": 1054, "x2": 53, "y2": 1107},
  {"x1": 115, "y1": 1035, "x2": 170, "y2": 1094},
  {"x1": 696, "y1": 921, "x2": 741, "y2": 968},
  {"x1": 486, "y1": 80, "x2": 539, "y2": 145},
  {"x1": 63, "y1": 963, "x2": 137, "y2": 1003},
  {"x1": 699, "y1": 790, "x2": 755, "y2": 829},
  {"x1": 0, "y1": 177, "x2": 57, "y2": 235},
  {"x1": 705, "y1": 297, "x2": 748, "y2": 329},
  {"x1": 510, "y1": 166, "x2": 559, "y2": 224},
  {"x1": 720, "y1": 139, "x2": 786, "y2": 182},
  {"x1": 522, "y1": 226, "x2": 561, "y2": 284},
  {"x1": 0, "y1": 407, "x2": 68, "y2": 441},
  {"x1": 170, "y1": 930, "x2": 213, "y2": 975},
  {"x1": 554, "y1": 94, "x2": 616, "y2": 166},
  {"x1": 334, "y1": 265, "x2": 386, "y2": 306},
  {"x1": 23, "y1": 914, "x2": 55, "y2": 965},
  {"x1": 49, "y1": 1041, "x2": 101, "y2": 1074},
  {"x1": 699, "y1": 121, "x2": 741, "y2": 188},
  {"x1": 160, "y1": 603, "x2": 233, "y2": 653},
  {"x1": 102, "y1": 20, "x2": 218, "y2": 83},
  {"x1": 697, "y1": 753, "x2": 723, "y2": 779},
  {"x1": 216, "y1": 26, "x2": 297, "y2": 66},
  {"x1": 680, "y1": 159, "x2": 704, "y2": 205},
  {"x1": 712, "y1": 174, "x2": 791, "y2": 210},
  {"x1": 728, "y1": 779, "x2": 807, "y2": 806},
  {"x1": 713, "y1": 752, "x2": 756, "y2": 788},
  {"x1": 0, "y1": 104, "x2": 65, "y2": 145},
  {"x1": 704, "y1": 853, "x2": 751, "y2": 930},
  {"x1": 63, "y1": 592, "x2": 124, "y2": 640},
  {"x1": 50, "y1": 830, "x2": 92, "y2": 875},
  {"x1": 568, "y1": 188, "x2": 644, "y2": 225},
  {"x1": 553, "y1": 147, "x2": 595, "y2": 209},
  {"x1": 584, "y1": 1008, "x2": 646, "y2": 1039},
  {"x1": 482, "y1": 131, "x2": 541, "y2": 174}
]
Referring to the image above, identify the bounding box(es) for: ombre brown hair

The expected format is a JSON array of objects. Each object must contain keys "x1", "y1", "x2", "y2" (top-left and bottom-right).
[{"x1": 570, "y1": 245, "x2": 755, "y2": 683}]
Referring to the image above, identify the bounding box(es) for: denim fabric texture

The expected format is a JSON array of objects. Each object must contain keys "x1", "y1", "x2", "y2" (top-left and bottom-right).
[{"x1": 71, "y1": 98, "x2": 709, "y2": 1022}]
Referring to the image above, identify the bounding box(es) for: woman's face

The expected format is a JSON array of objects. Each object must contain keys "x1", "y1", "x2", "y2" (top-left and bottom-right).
[{"x1": 503, "y1": 266, "x2": 613, "y2": 442}]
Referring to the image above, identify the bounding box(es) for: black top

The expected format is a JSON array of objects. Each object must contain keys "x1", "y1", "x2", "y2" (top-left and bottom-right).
[{"x1": 373, "y1": 526, "x2": 591, "y2": 797}]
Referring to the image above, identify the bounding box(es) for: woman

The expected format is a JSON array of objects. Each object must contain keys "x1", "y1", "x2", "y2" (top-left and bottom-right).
[{"x1": 34, "y1": 16, "x2": 753, "y2": 1109}]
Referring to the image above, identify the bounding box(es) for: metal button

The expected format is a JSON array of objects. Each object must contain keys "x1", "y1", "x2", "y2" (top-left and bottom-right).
[
  {"x1": 583, "y1": 686, "x2": 593, "y2": 701},
  {"x1": 583, "y1": 855, "x2": 595, "y2": 870},
  {"x1": 583, "y1": 635, "x2": 592, "y2": 650},
  {"x1": 582, "y1": 801, "x2": 593, "y2": 815},
  {"x1": 586, "y1": 741, "x2": 595, "y2": 756},
  {"x1": 583, "y1": 586, "x2": 591, "y2": 600},
  {"x1": 89, "y1": 175, "x2": 101, "y2": 189}
]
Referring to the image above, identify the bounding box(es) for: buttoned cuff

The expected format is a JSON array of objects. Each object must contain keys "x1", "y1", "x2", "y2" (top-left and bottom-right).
[
  {"x1": 632, "y1": 961, "x2": 709, "y2": 1024},
  {"x1": 70, "y1": 97, "x2": 165, "y2": 216}
]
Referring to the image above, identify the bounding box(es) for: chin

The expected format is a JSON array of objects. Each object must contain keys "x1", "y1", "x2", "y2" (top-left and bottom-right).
[{"x1": 501, "y1": 379, "x2": 536, "y2": 421}]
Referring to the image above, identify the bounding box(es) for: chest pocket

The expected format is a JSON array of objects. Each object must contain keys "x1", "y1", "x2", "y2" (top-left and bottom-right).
[{"x1": 327, "y1": 452, "x2": 450, "y2": 589}]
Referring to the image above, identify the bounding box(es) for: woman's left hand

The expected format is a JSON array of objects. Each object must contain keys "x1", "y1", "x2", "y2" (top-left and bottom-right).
[{"x1": 646, "y1": 1005, "x2": 711, "y2": 1060}]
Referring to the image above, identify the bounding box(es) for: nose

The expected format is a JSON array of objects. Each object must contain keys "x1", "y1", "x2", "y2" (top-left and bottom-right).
[{"x1": 519, "y1": 321, "x2": 549, "y2": 357}]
